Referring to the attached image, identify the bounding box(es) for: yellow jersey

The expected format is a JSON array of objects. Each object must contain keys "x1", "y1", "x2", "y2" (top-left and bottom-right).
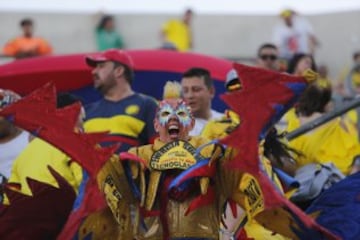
[{"x1": 162, "y1": 19, "x2": 191, "y2": 51}]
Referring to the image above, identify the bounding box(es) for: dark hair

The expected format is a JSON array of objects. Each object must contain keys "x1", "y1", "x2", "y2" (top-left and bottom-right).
[
  {"x1": 57, "y1": 93, "x2": 81, "y2": 108},
  {"x1": 113, "y1": 61, "x2": 134, "y2": 85},
  {"x1": 97, "y1": 15, "x2": 113, "y2": 30},
  {"x1": 20, "y1": 18, "x2": 33, "y2": 27},
  {"x1": 264, "y1": 127, "x2": 301, "y2": 167},
  {"x1": 182, "y1": 67, "x2": 213, "y2": 89},
  {"x1": 287, "y1": 53, "x2": 317, "y2": 74},
  {"x1": 353, "y1": 51, "x2": 360, "y2": 61},
  {"x1": 257, "y1": 43, "x2": 278, "y2": 57},
  {"x1": 185, "y1": 8, "x2": 193, "y2": 15},
  {"x1": 296, "y1": 83, "x2": 332, "y2": 117}
]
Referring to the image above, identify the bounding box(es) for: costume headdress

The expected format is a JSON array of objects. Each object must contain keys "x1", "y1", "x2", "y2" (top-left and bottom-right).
[
  {"x1": 162, "y1": 81, "x2": 182, "y2": 99},
  {"x1": 157, "y1": 81, "x2": 193, "y2": 126}
]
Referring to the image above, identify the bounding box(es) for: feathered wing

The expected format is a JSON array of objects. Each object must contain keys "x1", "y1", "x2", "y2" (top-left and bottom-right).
[
  {"x1": 306, "y1": 172, "x2": 360, "y2": 240},
  {"x1": 0, "y1": 83, "x2": 117, "y2": 239},
  {"x1": 0, "y1": 83, "x2": 115, "y2": 175},
  {"x1": 0, "y1": 166, "x2": 76, "y2": 240},
  {"x1": 219, "y1": 63, "x2": 338, "y2": 239}
]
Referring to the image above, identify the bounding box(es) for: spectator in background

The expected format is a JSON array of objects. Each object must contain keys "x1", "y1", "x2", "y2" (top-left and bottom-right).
[
  {"x1": 0, "y1": 89, "x2": 30, "y2": 183},
  {"x1": 318, "y1": 64, "x2": 333, "y2": 86},
  {"x1": 256, "y1": 43, "x2": 280, "y2": 71},
  {"x1": 277, "y1": 53, "x2": 318, "y2": 130},
  {"x1": 161, "y1": 9, "x2": 193, "y2": 51},
  {"x1": 96, "y1": 15, "x2": 124, "y2": 51},
  {"x1": 287, "y1": 53, "x2": 317, "y2": 76},
  {"x1": 2, "y1": 18, "x2": 52, "y2": 59},
  {"x1": 272, "y1": 9, "x2": 319, "y2": 60},
  {"x1": 336, "y1": 51, "x2": 360, "y2": 97},
  {"x1": 181, "y1": 67, "x2": 223, "y2": 136}
]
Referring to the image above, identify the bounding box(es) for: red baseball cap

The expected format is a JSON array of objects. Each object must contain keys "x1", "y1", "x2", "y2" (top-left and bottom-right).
[{"x1": 85, "y1": 49, "x2": 133, "y2": 68}]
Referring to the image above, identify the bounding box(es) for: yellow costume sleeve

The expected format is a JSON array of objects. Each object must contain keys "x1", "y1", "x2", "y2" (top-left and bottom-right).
[
  {"x1": 96, "y1": 155, "x2": 135, "y2": 239},
  {"x1": 202, "y1": 120, "x2": 231, "y2": 140},
  {"x1": 202, "y1": 110, "x2": 240, "y2": 140}
]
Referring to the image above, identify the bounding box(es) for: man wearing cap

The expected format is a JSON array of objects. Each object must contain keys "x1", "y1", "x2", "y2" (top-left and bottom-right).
[
  {"x1": 84, "y1": 49, "x2": 158, "y2": 152},
  {"x1": 65, "y1": 49, "x2": 158, "y2": 239}
]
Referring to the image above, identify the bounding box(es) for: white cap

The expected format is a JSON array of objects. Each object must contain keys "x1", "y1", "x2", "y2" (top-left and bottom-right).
[{"x1": 225, "y1": 69, "x2": 238, "y2": 87}]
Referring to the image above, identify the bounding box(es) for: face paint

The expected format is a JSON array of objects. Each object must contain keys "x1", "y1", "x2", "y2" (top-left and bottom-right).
[
  {"x1": 175, "y1": 103, "x2": 192, "y2": 126},
  {"x1": 157, "y1": 100, "x2": 192, "y2": 127},
  {"x1": 158, "y1": 103, "x2": 174, "y2": 126}
]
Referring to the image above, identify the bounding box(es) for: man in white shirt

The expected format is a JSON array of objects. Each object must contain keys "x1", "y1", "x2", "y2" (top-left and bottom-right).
[
  {"x1": 272, "y1": 9, "x2": 319, "y2": 60},
  {"x1": 181, "y1": 67, "x2": 223, "y2": 136}
]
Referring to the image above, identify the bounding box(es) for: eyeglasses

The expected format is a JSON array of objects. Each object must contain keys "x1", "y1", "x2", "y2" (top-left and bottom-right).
[{"x1": 260, "y1": 55, "x2": 278, "y2": 61}]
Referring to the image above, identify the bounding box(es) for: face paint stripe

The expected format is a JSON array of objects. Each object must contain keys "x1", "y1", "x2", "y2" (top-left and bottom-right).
[{"x1": 157, "y1": 101, "x2": 192, "y2": 127}]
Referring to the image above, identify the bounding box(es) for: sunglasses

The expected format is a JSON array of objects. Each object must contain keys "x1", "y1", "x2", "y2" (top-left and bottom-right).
[{"x1": 260, "y1": 54, "x2": 278, "y2": 61}]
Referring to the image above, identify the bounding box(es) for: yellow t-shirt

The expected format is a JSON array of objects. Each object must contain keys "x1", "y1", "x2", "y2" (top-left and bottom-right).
[
  {"x1": 7, "y1": 138, "x2": 82, "y2": 198},
  {"x1": 286, "y1": 112, "x2": 360, "y2": 175},
  {"x1": 162, "y1": 19, "x2": 191, "y2": 51}
]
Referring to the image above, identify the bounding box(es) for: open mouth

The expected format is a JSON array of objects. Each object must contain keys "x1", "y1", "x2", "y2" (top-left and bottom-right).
[{"x1": 168, "y1": 125, "x2": 180, "y2": 138}]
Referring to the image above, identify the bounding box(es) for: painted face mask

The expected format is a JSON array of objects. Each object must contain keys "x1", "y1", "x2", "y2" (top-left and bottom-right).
[{"x1": 157, "y1": 100, "x2": 192, "y2": 127}]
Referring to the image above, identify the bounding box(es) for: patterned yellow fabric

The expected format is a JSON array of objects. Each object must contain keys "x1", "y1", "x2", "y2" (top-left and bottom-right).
[
  {"x1": 245, "y1": 220, "x2": 288, "y2": 240},
  {"x1": 286, "y1": 113, "x2": 360, "y2": 175},
  {"x1": 84, "y1": 115, "x2": 145, "y2": 138},
  {"x1": 126, "y1": 136, "x2": 219, "y2": 239}
]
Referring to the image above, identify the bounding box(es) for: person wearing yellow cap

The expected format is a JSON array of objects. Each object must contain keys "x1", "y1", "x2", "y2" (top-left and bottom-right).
[{"x1": 272, "y1": 9, "x2": 319, "y2": 60}]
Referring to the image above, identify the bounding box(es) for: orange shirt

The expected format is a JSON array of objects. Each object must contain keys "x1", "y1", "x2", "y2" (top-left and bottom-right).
[{"x1": 3, "y1": 36, "x2": 52, "y2": 57}]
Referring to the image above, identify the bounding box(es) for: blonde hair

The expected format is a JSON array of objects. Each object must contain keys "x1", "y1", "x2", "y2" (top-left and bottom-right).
[{"x1": 162, "y1": 81, "x2": 182, "y2": 99}]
